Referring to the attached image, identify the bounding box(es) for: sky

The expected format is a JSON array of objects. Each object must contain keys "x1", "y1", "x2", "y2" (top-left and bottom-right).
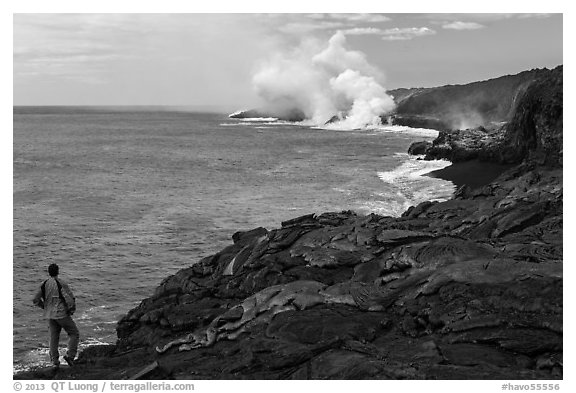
[{"x1": 13, "y1": 13, "x2": 562, "y2": 110}]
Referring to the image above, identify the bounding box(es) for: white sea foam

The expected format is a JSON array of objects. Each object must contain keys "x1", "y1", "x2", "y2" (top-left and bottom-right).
[
  {"x1": 377, "y1": 154, "x2": 452, "y2": 183},
  {"x1": 13, "y1": 336, "x2": 114, "y2": 373},
  {"x1": 310, "y1": 124, "x2": 362, "y2": 131},
  {"x1": 220, "y1": 120, "x2": 309, "y2": 128},
  {"x1": 306, "y1": 122, "x2": 440, "y2": 136},
  {"x1": 219, "y1": 122, "x2": 272, "y2": 127},
  {"x1": 238, "y1": 117, "x2": 279, "y2": 122},
  {"x1": 359, "y1": 155, "x2": 456, "y2": 217},
  {"x1": 225, "y1": 116, "x2": 441, "y2": 137},
  {"x1": 372, "y1": 125, "x2": 440, "y2": 138},
  {"x1": 228, "y1": 109, "x2": 252, "y2": 118},
  {"x1": 77, "y1": 305, "x2": 109, "y2": 321}
]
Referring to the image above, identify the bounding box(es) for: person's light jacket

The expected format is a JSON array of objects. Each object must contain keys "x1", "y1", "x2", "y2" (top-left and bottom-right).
[{"x1": 33, "y1": 277, "x2": 76, "y2": 319}]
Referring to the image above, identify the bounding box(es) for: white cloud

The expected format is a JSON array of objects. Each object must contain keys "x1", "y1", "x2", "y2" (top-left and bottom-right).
[
  {"x1": 277, "y1": 21, "x2": 347, "y2": 35},
  {"x1": 380, "y1": 27, "x2": 436, "y2": 41},
  {"x1": 274, "y1": 14, "x2": 392, "y2": 35},
  {"x1": 340, "y1": 26, "x2": 436, "y2": 40},
  {"x1": 263, "y1": 14, "x2": 395, "y2": 39},
  {"x1": 423, "y1": 13, "x2": 555, "y2": 24},
  {"x1": 517, "y1": 13, "x2": 554, "y2": 19},
  {"x1": 341, "y1": 27, "x2": 385, "y2": 35},
  {"x1": 442, "y1": 21, "x2": 485, "y2": 30},
  {"x1": 327, "y1": 13, "x2": 391, "y2": 23}
]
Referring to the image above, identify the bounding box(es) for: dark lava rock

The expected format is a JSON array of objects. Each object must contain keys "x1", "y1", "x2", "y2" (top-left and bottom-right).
[
  {"x1": 408, "y1": 141, "x2": 432, "y2": 155},
  {"x1": 229, "y1": 108, "x2": 306, "y2": 122},
  {"x1": 411, "y1": 66, "x2": 562, "y2": 167},
  {"x1": 390, "y1": 114, "x2": 452, "y2": 131},
  {"x1": 325, "y1": 115, "x2": 341, "y2": 125},
  {"x1": 421, "y1": 126, "x2": 505, "y2": 162},
  {"x1": 501, "y1": 66, "x2": 563, "y2": 166}
]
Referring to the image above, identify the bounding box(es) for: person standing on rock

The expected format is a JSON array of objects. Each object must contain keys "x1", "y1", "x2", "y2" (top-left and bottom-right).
[{"x1": 33, "y1": 263, "x2": 79, "y2": 367}]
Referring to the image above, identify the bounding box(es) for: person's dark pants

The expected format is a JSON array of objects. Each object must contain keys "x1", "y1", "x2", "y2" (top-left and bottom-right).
[{"x1": 48, "y1": 316, "x2": 79, "y2": 365}]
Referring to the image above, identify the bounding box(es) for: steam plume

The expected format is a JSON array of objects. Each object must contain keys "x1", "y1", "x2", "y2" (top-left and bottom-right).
[{"x1": 252, "y1": 31, "x2": 396, "y2": 129}]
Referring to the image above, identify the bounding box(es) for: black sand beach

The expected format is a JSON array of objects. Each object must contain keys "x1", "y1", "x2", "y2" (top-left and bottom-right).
[{"x1": 426, "y1": 159, "x2": 515, "y2": 189}]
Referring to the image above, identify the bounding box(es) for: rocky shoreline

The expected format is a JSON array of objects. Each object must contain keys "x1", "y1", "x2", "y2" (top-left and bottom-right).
[{"x1": 15, "y1": 66, "x2": 562, "y2": 380}]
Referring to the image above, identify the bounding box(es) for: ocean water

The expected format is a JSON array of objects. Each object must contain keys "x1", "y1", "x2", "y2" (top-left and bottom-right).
[{"x1": 13, "y1": 107, "x2": 455, "y2": 371}]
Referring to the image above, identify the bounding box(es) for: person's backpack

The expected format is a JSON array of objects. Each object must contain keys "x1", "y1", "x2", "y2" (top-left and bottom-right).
[{"x1": 40, "y1": 278, "x2": 70, "y2": 314}]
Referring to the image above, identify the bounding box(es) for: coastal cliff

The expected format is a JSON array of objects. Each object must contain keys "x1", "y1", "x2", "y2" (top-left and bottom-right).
[
  {"x1": 389, "y1": 67, "x2": 557, "y2": 131},
  {"x1": 16, "y1": 66, "x2": 563, "y2": 380},
  {"x1": 406, "y1": 66, "x2": 563, "y2": 166}
]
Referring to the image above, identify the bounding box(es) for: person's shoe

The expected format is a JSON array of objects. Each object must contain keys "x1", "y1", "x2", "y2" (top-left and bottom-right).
[{"x1": 63, "y1": 355, "x2": 75, "y2": 367}]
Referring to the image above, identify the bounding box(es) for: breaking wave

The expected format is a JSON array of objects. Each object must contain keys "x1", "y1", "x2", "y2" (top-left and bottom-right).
[{"x1": 358, "y1": 154, "x2": 455, "y2": 217}]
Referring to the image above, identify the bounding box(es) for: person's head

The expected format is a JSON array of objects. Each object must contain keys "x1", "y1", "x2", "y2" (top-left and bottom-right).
[{"x1": 48, "y1": 263, "x2": 59, "y2": 277}]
